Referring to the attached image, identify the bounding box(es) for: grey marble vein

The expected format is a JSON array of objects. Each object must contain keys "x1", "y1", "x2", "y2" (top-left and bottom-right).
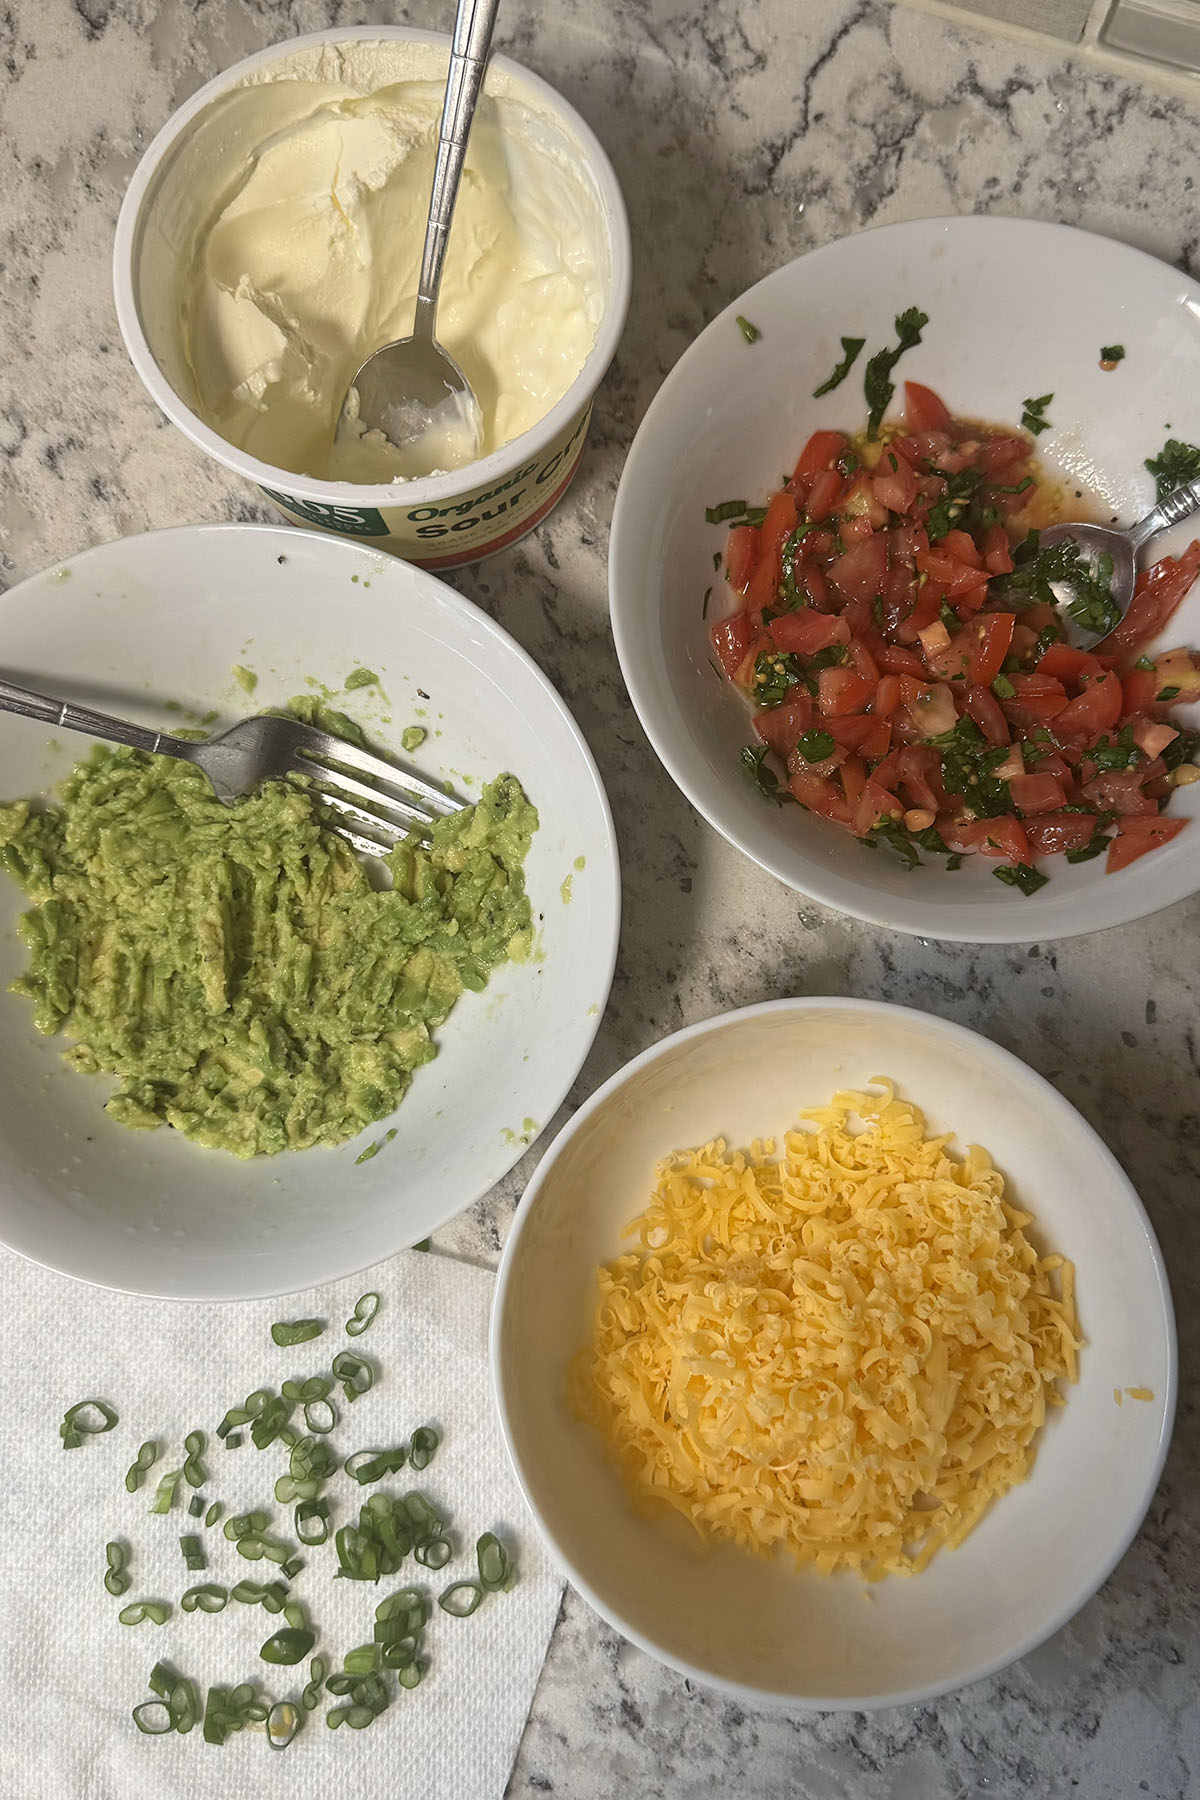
[{"x1": 2, "y1": 1, "x2": 1200, "y2": 1795}]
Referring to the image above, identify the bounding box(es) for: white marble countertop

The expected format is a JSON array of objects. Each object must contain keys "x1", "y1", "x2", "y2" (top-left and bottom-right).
[{"x1": 3, "y1": 1, "x2": 1200, "y2": 1795}]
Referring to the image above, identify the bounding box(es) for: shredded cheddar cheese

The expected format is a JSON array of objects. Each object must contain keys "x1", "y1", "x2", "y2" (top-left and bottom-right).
[{"x1": 570, "y1": 1081, "x2": 1080, "y2": 1578}]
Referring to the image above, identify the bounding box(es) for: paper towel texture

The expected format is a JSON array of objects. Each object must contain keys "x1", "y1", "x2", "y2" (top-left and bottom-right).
[{"x1": 0, "y1": 1245, "x2": 563, "y2": 1800}]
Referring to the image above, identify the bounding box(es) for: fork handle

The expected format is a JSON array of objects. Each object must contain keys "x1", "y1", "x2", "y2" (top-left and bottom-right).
[{"x1": 0, "y1": 677, "x2": 179, "y2": 757}]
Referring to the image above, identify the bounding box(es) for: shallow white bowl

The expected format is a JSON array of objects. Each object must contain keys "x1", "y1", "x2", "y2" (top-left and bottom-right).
[
  {"x1": 0, "y1": 524, "x2": 619, "y2": 1300},
  {"x1": 610, "y1": 217, "x2": 1200, "y2": 942},
  {"x1": 492, "y1": 998, "x2": 1175, "y2": 1709}
]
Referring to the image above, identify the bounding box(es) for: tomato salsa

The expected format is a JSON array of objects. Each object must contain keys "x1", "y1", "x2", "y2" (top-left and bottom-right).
[{"x1": 711, "y1": 382, "x2": 1200, "y2": 887}]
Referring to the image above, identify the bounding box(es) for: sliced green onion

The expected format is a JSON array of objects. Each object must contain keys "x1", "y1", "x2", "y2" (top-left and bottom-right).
[
  {"x1": 204, "y1": 1500, "x2": 223, "y2": 1529},
  {"x1": 301, "y1": 1656, "x2": 326, "y2": 1711},
  {"x1": 477, "y1": 1532, "x2": 511, "y2": 1591},
  {"x1": 251, "y1": 1396, "x2": 294, "y2": 1450},
  {"x1": 260, "y1": 1626, "x2": 315, "y2": 1665},
  {"x1": 342, "y1": 1644, "x2": 379, "y2": 1677},
  {"x1": 119, "y1": 1599, "x2": 172, "y2": 1626},
  {"x1": 267, "y1": 1699, "x2": 302, "y2": 1750},
  {"x1": 59, "y1": 1397, "x2": 118, "y2": 1449},
  {"x1": 303, "y1": 1398, "x2": 337, "y2": 1435},
  {"x1": 148, "y1": 1661, "x2": 176, "y2": 1698},
  {"x1": 439, "y1": 1580, "x2": 484, "y2": 1617},
  {"x1": 224, "y1": 1430, "x2": 243, "y2": 1449},
  {"x1": 415, "y1": 1536, "x2": 452, "y2": 1570},
  {"x1": 402, "y1": 1491, "x2": 442, "y2": 1535},
  {"x1": 331, "y1": 1349, "x2": 374, "y2": 1402},
  {"x1": 398, "y1": 1659, "x2": 425, "y2": 1690},
  {"x1": 132, "y1": 1700, "x2": 172, "y2": 1734},
  {"x1": 245, "y1": 1700, "x2": 269, "y2": 1724},
  {"x1": 179, "y1": 1533, "x2": 206, "y2": 1571},
  {"x1": 148, "y1": 1468, "x2": 182, "y2": 1515},
  {"x1": 295, "y1": 1499, "x2": 331, "y2": 1545},
  {"x1": 187, "y1": 1494, "x2": 204, "y2": 1518},
  {"x1": 325, "y1": 1671, "x2": 358, "y2": 1697},
  {"x1": 181, "y1": 1583, "x2": 228, "y2": 1613},
  {"x1": 168, "y1": 1678, "x2": 199, "y2": 1734},
  {"x1": 345, "y1": 1447, "x2": 406, "y2": 1485},
  {"x1": 327, "y1": 1704, "x2": 374, "y2": 1730},
  {"x1": 275, "y1": 1473, "x2": 321, "y2": 1505},
  {"x1": 182, "y1": 1429, "x2": 207, "y2": 1487},
  {"x1": 124, "y1": 1440, "x2": 159, "y2": 1493},
  {"x1": 354, "y1": 1672, "x2": 390, "y2": 1716},
  {"x1": 231, "y1": 1579, "x2": 270, "y2": 1606},
  {"x1": 282, "y1": 1375, "x2": 331, "y2": 1404},
  {"x1": 283, "y1": 1600, "x2": 307, "y2": 1631},
  {"x1": 104, "y1": 1540, "x2": 130, "y2": 1597},
  {"x1": 224, "y1": 1509, "x2": 269, "y2": 1542},
  {"x1": 345, "y1": 1292, "x2": 381, "y2": 1337},
  {"x1": 408, "y1": 1426, "x2": 439, "y2": 1471},
  {"x1": 282, "y1": 1556, "x2": 305, "y2": 1580},
  {"x1": 271, "y1": 1319, "x2": 324, "y2": 1347},
  {"x1": 265, "y1": 1580, "x2": 290, "y2": 1612},
  {"x1": 381, "y1": 1635, "x2": 418, "y2": 1670}
]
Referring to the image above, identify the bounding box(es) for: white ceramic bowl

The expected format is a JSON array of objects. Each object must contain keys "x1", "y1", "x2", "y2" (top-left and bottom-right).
[
  {"x1": 492, "y1": 998, "x2": 1175, "y2": 1709},
  {"x1": 609, "y1": 217, "x2": 1200, "y2": 942},
  {"x1": 0, "y1": 524, "x2": 619, "y2": 1300},
  {"x1": 113, "y1": 27, "x2": 631, "y2": 569}
]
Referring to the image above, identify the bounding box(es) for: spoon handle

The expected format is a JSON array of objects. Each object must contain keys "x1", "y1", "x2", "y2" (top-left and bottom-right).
[
  {"x1": 414, "y1": 0, "x2": 502, "y2": 339},
  {"x1": 1128, "y1": 478, "x2": 1200, "y2": 548}
]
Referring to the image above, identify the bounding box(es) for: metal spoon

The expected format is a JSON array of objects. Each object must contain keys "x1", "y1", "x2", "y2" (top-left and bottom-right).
[
  {"x1": 335, "y1": 0, "x2": 500, "y2": 478},
  {"x1": 1038, "y1": 479, "x2": 1200, "y2": 646}
]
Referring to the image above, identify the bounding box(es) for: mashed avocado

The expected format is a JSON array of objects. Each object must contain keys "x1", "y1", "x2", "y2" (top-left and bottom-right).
[{"x1": 0, "y1": 720, "x2": 536, "y2": 1158}]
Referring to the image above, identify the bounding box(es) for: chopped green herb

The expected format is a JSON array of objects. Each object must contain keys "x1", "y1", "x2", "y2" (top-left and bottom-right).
[
  {"x1": 863, "y1": 817, "x2": 921, "y2": 869},
  {"x1": 59, "y1": 1398, "x2": 118, "y2": 1450},
  {"x1": 1145, "y1": 438, "x2": 1200, "y2": 503},
  {"x1": 1134, "y1": 656, "x2": 1155, "y2": 670},
  {"x1": 797, "y1": 729, "x2": 836, "y2": 763},
  {"x1": 813, "y1": 335, "x2": 866, "y2": 398},
  {"x1": 1163, "y1": 727, "x2": 1200, "y2": 771},
  {"x1": 1090, "y1": 725, "x2": 1140, "y2": 771},
  {"x1": 993, "y1": 863, "x2": 1049, "y2": 896},
  {"x1": 740, "y1": 744, "x2": 793, "y2": 806},
  {"x1": 751, "y1": 650, "x2": 804, "y2": 707},
  {"x1": 991, "y1": 673, "x2": 1016, "y2": 699},
  {"x1": 1099, "y1": 345, "x2": 1125, "y2": 365},
  {"x1": 1065, "y1": 833, "x2": 1111, "y2": 864},
  {"x1": 939, "y1": 600, "x2": 959, "y2": 634},
  {"x1": 993, "y1": 531, "x2": 1119, "y2": 636},
  {"x1": 735, "y1": 315, "x2": 762, "y2": 345},
  {"x1": 270, "y1": 1319, "x2": 324, "y2": 1348},
  {"x1": 260, "y1": 1627, "x2": 316, "y2": 1666},
  {"x1": 1020, "y1": 393, "x2": 1053, "y2": 435},
  {"x1": 705, "y1": 500, "x2": 768, "y2": 527},
  {"x1": 927, "y1": 467, "x2": 984, "y2": 543},
  {"x1": 179, "y1": 1533, "x2": 206, "y2": 1572},
  {"x1": 945, "y1": 853, "x2": 965, "y2": 870},
  {"x1": 864, "y1": 307, "x2": 929, "y2": 438},
  {"x1": 1157, "y1": 686, "x2": 1181, "y2": 701}
]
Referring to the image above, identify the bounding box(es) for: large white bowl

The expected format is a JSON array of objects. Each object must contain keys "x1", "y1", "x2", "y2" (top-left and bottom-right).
[
  {"x1": 0, "y1": 524, "x2": 619, "y2": 1300},
  {"x1": 492, "y1": 998, "x2": 1175, "y2": 1709},
  {"x1": 609, "y1": 217, "x2": 1200, "y2": 942}
]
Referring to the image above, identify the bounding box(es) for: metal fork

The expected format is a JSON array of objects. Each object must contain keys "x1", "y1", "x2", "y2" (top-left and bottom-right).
[{"x1": 0, "y1": 677, "x2": 464, "y2": 857}]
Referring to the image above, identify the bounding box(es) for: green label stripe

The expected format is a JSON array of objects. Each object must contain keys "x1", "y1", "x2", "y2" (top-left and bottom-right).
[{"x1": 262, "y1": 490, "x2": 389, "y2": 537}]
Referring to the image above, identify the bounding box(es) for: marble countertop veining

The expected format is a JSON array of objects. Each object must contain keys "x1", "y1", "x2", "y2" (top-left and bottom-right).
[{"x1": 3, "y1": 1, "x2": 1200, "y2": 1795}]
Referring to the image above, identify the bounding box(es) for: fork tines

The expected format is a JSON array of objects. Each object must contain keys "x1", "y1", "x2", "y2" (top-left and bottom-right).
[{"x1": 289, "y1": 730, "x2": 462, "y2": 849}]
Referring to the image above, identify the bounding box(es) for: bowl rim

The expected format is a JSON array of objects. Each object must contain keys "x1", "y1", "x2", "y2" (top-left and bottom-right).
[
  {"x1": 490, "y1": 993, "x2": 1178, "y2": 1709},
  {"x1": 608, "y1": 214, "x2": 1200, "y2": 944},
  {"x1": 111, "y1": 23, "x2": 633, "y2": 507},
  {"x1": 0, "y1": 519, "x2": 623, "y2": 1301}
]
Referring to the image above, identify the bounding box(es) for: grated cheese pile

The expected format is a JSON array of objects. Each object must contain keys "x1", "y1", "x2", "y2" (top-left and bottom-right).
[{"x1": 569, "y1": 1082, "x2": 1080, "y2": 1577}]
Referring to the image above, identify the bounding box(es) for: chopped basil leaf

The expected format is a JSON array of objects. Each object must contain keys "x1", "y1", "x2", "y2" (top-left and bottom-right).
[
  {"x1": 939, "y1": 600, "x2": 959, "y2": 634},
  {"x1": 1163, "y1": 728, "x2": 1200, "y2": 771},
  {"x1": 945, "y1": 853, "x2": 965, "y2": 870},
  {"x1": 863, "y1": 307, "x2": 929, "y2": 439},
  {"x1": 1099, "y1": 344, "x2": 1125, "y2": 364},
  {"x1": 1020, "y1": 393, "x2": 1053, "y2": 435},
  {"x1": 736, "y1": 315, "x2": 762, "y2": 345},
  {"x1": 752, "y1": 650, "x2": 804, "y2": 706},
  {"x1": 836, "y1": 447, "x2": 861, "y2": 477},
  {"x1": 927, "y1": 467, "x2": 984, "y2": 543},
  {"x1": 702, "y1": 587, "x2": 712, "y2": 619},
  {"x1": 916, "y1": 826, "x2": 950, "y2": 853},
  {"x1": 778, "y1": 521, "x2": 816, "y2": 609},
  {"x1": 993, "y1": 863, "x2": 1049, "y2": 895},
  {"x1": 1157, "y1": 685, "x2": 1181, "y2": 701},
  {"x1": 1065, "y1": 833, "x2": 1111, "y2": 864},
  {"x1": 705, "y1": 500, "x2": 768, "y2": 527},
  {"x1": 1134, "y1": 656, "x2": 1155, "y2": 670},
  {"x1": 864, "y1": 817, "x2": 921, "y2": 869},
  {"x1": 1145, "y1": 437, "x2": 1200, "y2": 504},
  {"x1": 797, "y1": 729, "x2": 836, "y2": 763},
  {"x1": 991, "y1": 673, "x2": 1016, "y2": 699},
  {"x1": 1090, "y1": 725, "x2": 1140, "y2": 771},
  {"x1": 993, "y1": 530, "x2": 1119, "y2": 635},
  {"x1": 740, "y1": 744, "x2": 794, "y2": 806},
  {"x1": 813, "y1": 335, "x2": 866, "y2": 398}
]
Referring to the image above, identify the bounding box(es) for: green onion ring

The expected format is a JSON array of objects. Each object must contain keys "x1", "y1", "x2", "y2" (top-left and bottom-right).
[
  {"x1": 132, "y1": 1700, "x2": 173, "y2": 1735},
  {"x1": 267, "y1": 1699, "x2": 302, "y2": 1750},
  {"x1": 398, "y1": 1659, "x2": 426, "y2": 1689},
  {"x1": 270, "y1": 1319, "x2": 324, "y2": 1347},
  {"x1": 204, "y1": 1500, "x2": 223, "y2": 1529},
  {"x1": 119, "y1": 1599, "x2": 172, "y2": 1626},
  {"x1": 124, "y1": 1440, "x2": 159, "y2": 1493},
  {"x1": 342, "y1": 1644, "x2": 379, "y2": 1677},
  {"x1": 331, "y1": 1349, "x2": 374, "y2": 1401},
  {"x1": 381, "y1": 1635, "x2": 418, "y2": 1670},
  {"x1": 147, "y1": 1662, "x2": 175, "y2": 1699},
  {"x1": 224, "y1": 1509, "x2": 269, "y2": 1541},
  {"x1": 260, "y1": 1626, "x2": 315, "y2": 1665},
  {"x1": 414, "y1": 1536, "x2": 453, "y2": 1570},
  {"x1": 301, "y1": 1655, "x2": 326, "y2": 1711},
  {"x1": 477, "y1": 1532, "x2": 510, "y2": 1591},
  {"x1": 281, "y1": 1555, "x2": 305, "y2": 1580},
  {"x1": 408, "y1": 1426, "x2": 439, "y2": 1471},
  {"x1": 181, "y1": 1583, "x2": 228, "y2": 1613},
  {"x1": 168, "y1": 1679, "x2": 199, "y2": 1734},
  {"x1": 327, "y1": 1703, "x2": 374, "y2": 1729},
  {"x1": 303, "y1": 1398, "x2": 337, "y2": 1435},
  {"x1": 295, "y1": 1499, "x2": 330, "y2": 1546},
  {"x1": 60, "y1": 1397, "x2": 118, "y2": 1449},
  {"x1": 182, "y1": 1429, "x2": 207, "y2": 1487},
  {"x1": 345, "y1": 1292, "x2": 381, "y2": 1337},
  {"x1": 438, "y1": 1580, "x2": 484, "y2": 1618},
  {"x1": 148, "y1": 1468, "x2": 182, "y2": 1515},
  {"x1": 104, "y1": 1540, "x2": 130, "y2": 1596}
]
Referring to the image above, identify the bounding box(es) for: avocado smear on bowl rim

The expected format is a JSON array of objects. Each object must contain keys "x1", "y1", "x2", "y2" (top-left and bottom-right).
[{"x1": 0, "y1": 702, "x2": 537, "y2": 1158}]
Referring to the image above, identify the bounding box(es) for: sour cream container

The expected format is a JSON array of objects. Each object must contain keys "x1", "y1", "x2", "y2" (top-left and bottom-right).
[{"x1": 113, "y1": 26, "x2": 631, "y2": 568}]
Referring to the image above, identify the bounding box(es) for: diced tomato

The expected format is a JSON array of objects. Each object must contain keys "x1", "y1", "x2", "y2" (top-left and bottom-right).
[
  {"x1": 1100, "y1": 541, "x2": 1200, "y2": 659},
  {"x1": 792, "y1": 430, "x2": 848, "y2": 485},
  {"x1": 978, "y1": 436, "x2": 1029, "y2": 479},
  {"x1": 876, "y1": 643, "x2": 926, "y2": 678},
  {"x1": 975, "y1": 815, "x2": 1031, "y2": 862},
  {"x1": 1024, "y1": 813, "x2": 1098, "y2": 857},
  {"x1": 1052, "y1": 670, "x2": 1123, "y2": 738},
  {"x1": 940, "y1": 529, "x2": 984, "y2": 569},
  {"x1": 872, "y1": 455, "x2": 919, "y2": 515},
  {"x1": 753, "y1": 696, "x2": 814, "y2": 757},
  {"x1": 742, "y1": 490, "x2": 800, "y2": 610},
  {"x1": 806, "y1": 468, "x2": 845, "y2": 523},
  {"x1": 904, "y1": 382, "x2": 953, "y2": 433},
  {"x1": 916, "y1": 546, "x2": 991, "y2": 601},
  {"x1": 1107, "y1": 815, "x2": 1187, "y2": 872},
  {"x1": 711, "y1": 612, "x2": 757, "y2": 680},
  {"x1": 828, "y1": 534, "x2": 889, "y2": 605},
  {"x1": 788, "y1": 765, "x2": 854, "y2": 824},
  {"x1": 1009, "y1": 772, "x2": 1068, "y2": 814},
  {"x1": 840, "y1": 756, "x2": 867, "y2": 808},
  {"x1": 908, "y1": 682, "x2": 959, "y2": 738},
  {"x1": 1082, "y1": 770, "x2": 1158, "y2": 815},
  {"x1": 847, "y1": 638, "x2": 881, "y2": 684},
  {"x1": 981, "y1": 524, "x2": 1014, "y2": 576},
  {"x1": 873, "y1": 674, "x2": 902, "y2": 718},
  {"x1": 1004, "y1": 672, "x2": 1069, "y2": 719},
  {"x1": 817, "y1": 667, "x2": 876, "y2": 716},
  {"x1": 926, "y1": 613, "x2": 1016, "y2": 687},
  {"x1": 965, "y1": 683, "x2": 1011, "y2": 747},
  {"x1": 896, "y1": 746, "x2": 942, "y2": 811},
  {"x1": 937, "y1": 814, "x2": 987, "y2": 854},
  {"x1": 725, "y1": 524, "x2": 759, "y2": 592},
  {"x1": 798, "y1": 562, "x2": 830, "y2": 608},
  {"x1": 852, "y1": 779, "x2": 905, "y2": 837},
  {"x1": 1131, "y1": 718, "x2": 1180, "y2": 761},
  {"x1": 1037, "y1": 643, "x2": 1104, "y2": 684},
  {"x1": 768, "y1": 611, "x2": 850, "y2": 656}
]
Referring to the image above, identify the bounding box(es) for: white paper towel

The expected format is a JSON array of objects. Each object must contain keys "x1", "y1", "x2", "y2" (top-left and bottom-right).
[{"x1": 0, "y1": 1245, "x2": 563, "y2": 1800}]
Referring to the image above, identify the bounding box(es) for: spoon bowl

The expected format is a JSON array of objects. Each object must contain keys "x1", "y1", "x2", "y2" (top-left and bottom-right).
[
  {"x1": 339, "y1": 337, "x2": 483, "y2": 481},
  {"x1": 1037, "y1": 477, "x2": 1200, "y2": 646}
]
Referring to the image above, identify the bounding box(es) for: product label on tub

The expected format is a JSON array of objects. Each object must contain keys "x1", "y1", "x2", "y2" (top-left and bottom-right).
[{"x1": 259, "y1": 403, "x2": 593, "y2": 571}]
